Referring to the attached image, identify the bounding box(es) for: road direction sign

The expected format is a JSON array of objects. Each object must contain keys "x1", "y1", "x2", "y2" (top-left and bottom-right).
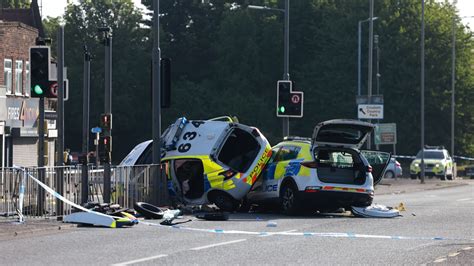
[
  {"x1": 358, "y1": 104, "x2": 383, "y2": 119},
  {"x1": 374, "y1": 123, "x2": 397, "y2": 145},
  {"x1": 91, "y1": 127, "x2": 102, "y2": 134}
]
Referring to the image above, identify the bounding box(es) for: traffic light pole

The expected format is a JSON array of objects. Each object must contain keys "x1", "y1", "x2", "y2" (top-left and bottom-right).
[
  {"x1": 37, "y1": 97, "x2": 45, "y2": 215},
  {"x1": 81, "y1": 47, "x2": 91, "y2": 204},
  {"x1": 102, "y1": 28, "x2": 112, "y2": 203},
  {"x1": 282, "y1": 0, "x2": 290, "y2": 138},
  {"x1": 56, "y1": 26, "x2": 65, "y2": 215}
]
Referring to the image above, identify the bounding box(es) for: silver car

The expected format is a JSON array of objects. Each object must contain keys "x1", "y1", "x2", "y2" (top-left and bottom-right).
[{"x1": 383, "y1": 158, "x2": 402, "y2": 178}]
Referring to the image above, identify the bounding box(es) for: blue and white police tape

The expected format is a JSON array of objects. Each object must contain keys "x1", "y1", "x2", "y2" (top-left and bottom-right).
[
  {"x1": 393, "y1": 155, "x2": 474, "y2": 161},
  {"x1": 139, "y1": 221, "x2": 472, "y2": 241}
]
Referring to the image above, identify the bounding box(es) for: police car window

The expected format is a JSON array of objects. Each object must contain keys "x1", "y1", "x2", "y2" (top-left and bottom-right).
[{"x1": 274, "y1": 146, "x2": 300, "y2": 162}]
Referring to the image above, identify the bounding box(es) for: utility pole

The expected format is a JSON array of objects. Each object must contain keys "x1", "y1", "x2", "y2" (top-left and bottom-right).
[
  {"x1": 56, "y1": 25, "x2": 65, "y2": 214},
  {"x1": 81, "y1": 46, "x2": 91, "y2": 204}
]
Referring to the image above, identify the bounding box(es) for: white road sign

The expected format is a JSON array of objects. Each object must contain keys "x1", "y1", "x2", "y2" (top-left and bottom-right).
[{"x1": 358, "y1": 104, "x2": 384, "y2": 119}]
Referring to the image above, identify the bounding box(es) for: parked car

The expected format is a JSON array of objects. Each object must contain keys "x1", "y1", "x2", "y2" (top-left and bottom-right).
[
  {"x1": 245, "y1": 119, "x2": 391, "y2": 215},
  {"x1": 410, "y1": 146, "x2": 454, "y2": 180},
  {"x1": 465, "y1": 165, "x2": 474, "y2": 179},
  {"x1": 120, "y1": 116, "x2": 272, "y2": 211},
  {"x1": 383, "y1": 158, "x2": 402, "y2": 178}
]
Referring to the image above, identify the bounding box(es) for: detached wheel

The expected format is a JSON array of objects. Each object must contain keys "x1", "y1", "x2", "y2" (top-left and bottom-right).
[
  {"x1": 384, "y1": 171, "x2": 395, "y2": 179},
  {"x1": 280, "y1": 182, "x2": 301, "y2": 215},
  {"x1": 134, "y1": 202, "x2": 164, "y2": 219}
]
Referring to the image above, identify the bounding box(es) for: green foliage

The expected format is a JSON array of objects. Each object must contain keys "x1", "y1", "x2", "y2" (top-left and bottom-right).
[
  {"x1": 50, "y1": 0, "x2": 474, "y2": 162},
  {"x1": 0, "y1": 0, "x2": 29, "y2": 8}
]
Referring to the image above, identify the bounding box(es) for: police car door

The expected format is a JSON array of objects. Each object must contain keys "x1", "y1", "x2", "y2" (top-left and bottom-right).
[
  {"x1": 247, "y1": 146, "x2": 280, "y2": 202},
  {"x1": 264, "y1": 145, "x2": 301, "y2": 199}
]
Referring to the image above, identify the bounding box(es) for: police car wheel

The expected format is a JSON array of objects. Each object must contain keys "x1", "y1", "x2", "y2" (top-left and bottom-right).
[
  {"x1": 280, "y1": 183, "x2": 300, "y2": 215},
  {"x1": 212, "y1": 192, "x2": 238, "y2": 212},
  {"x1": 440, "y1": 169, "x2": 447, "y2": 181}
]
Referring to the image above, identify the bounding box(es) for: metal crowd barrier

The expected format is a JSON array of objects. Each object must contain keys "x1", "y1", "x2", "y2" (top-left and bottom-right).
[{"x1": 0, "y1": 164, "x2": 161, "y2": 221}]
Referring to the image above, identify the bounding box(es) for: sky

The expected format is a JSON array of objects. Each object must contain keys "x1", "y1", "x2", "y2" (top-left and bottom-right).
[{"x1": 40, "y1": 0, "x2": 474, "y2": 27}]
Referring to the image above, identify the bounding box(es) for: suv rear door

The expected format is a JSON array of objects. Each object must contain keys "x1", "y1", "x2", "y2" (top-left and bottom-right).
[
  {"x1": 360, "y1": 151, "x2": 391, "y2": 185},
  {"x1": 312, "y1": 119, "x2": 375, "y2": 149}
]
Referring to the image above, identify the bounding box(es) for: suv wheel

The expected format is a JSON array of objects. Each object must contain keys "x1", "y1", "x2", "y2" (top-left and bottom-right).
[{"x1": 280, "y1": 182, "x2": 301, "y2": 215}]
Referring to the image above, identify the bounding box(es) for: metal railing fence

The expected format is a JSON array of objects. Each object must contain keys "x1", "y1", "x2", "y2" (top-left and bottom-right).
[{"x1": 0, "y1": 164, "x2": 161, "y2": 221}]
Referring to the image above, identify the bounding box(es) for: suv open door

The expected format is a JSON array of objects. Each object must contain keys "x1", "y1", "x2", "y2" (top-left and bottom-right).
[{"x1": 361, "y1": 151, "x2": 391, "y2": 185}]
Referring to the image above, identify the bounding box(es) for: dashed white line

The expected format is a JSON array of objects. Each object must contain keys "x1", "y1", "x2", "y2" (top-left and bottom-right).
[
  {"x1": 112, "y1": 254, "x2": 168, "y2": 265},
  {"x1": 456, "y1": 198, "x2": 472, "y2": 202},
  {"x1": 462, "y1": 246, "x2": 473, "y2": 251},
  {"x1": 433, "y1": 257, "x2": 447, "y2": 263},
  {"x1": 190, "y1": 239, "x2": 247, "y2": 251},
  {"x1": 448, "y1": 252, "x2": 460, "y2": 257}
]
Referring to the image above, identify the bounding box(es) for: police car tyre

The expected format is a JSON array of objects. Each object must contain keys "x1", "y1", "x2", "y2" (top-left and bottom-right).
[
  {"x1": 211, "y1": 191, "x2": 239, "y2": 212},
  {"x1": 237, "y1": 197, "x2": 251, "y2": 213},
  {"x1": 410, "y1": 174, "x2": 418, "y2": 180},
  {"x1": 440, "y1": 169, "x2": 447, "y2": 181},
  {"x1": 384, "y1": 170, "x2": 395, "y2": 179},
  {"x1": 280, "y1": 182, "x2": 301, "y2": 215},
  {"x1": 447, "y1": 174, "x2": 453, "y2": 180},
  {"x1": 133, "y1": 202, "x2": 164, "y2": 219}
]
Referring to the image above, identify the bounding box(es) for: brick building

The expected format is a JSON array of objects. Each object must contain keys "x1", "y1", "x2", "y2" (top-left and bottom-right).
[{"x1": 0, "y1": 0, "x2": 56, "y2": 167}]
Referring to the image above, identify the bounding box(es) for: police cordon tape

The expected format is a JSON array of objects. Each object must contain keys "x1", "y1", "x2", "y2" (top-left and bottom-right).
[
  {"x1": 14, "y1": 166, "x2": 135, "y2": 228},
  {"x1": 392, "y1": 155, "x2": 474, "y2": 161},
  {"x1": 139, "y1": 220, "x2": 474, "y2": 242}
]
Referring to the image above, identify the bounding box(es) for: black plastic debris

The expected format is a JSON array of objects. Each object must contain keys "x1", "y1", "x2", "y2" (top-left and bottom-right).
[{"x1": 195, "y1": 212, "x2": 229, "y2": 221}]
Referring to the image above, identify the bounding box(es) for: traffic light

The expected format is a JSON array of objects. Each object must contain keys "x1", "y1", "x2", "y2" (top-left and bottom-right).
[
  {"x1": 100, "y1": 113, "x2": 112, "y2": 132},
  {"x1": 276, "y1": 80, "x2": 304, "y2": 118},
  {"x1": 99, "y1": 136, "x2": 112, "y2": 163},
  {"x1": 29, "y1": 47, "x2": 50, "y2": 98}
]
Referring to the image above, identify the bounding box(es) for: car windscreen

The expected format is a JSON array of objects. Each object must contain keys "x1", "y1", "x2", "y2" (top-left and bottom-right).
[
  {"x1": 416, "y1": 150, "x2": 444, "y2": 159},
  {"x1": 217, "y1": 128, "x2": 259, "y2": 172}
]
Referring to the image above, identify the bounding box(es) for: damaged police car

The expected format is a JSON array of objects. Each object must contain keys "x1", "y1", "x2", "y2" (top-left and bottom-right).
[
  {"x1": 245, "y1": 119, "x2": 391, "y2": 215},
  {"x1": 121, "y1": 116, "x2": 272, "y2": 211}
]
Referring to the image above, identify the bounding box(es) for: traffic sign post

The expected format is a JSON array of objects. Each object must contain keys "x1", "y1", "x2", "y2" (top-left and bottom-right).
[
  {"x1": 358, "y1": 104, "x2": 383, "y2": 119},
  {"x1": 374, "y1": 123, "x2": 397, "y2": 154}
]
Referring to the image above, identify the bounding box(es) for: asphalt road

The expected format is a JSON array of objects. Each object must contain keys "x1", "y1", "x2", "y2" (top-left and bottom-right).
[{"x1": 1, "y1": 182, "x2": 473, "y2": 265}]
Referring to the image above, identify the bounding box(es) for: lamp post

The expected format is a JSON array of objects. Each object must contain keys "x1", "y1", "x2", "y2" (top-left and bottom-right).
[
  {"x1": 249, "y1": 0, "x2": 290, "y2": 137},
  {"x1": 421, "y1": 0, "x2": 425, "y2": 184},
  {"x1": 357, "y1": 17, "x2": 378, "y2": 97}
]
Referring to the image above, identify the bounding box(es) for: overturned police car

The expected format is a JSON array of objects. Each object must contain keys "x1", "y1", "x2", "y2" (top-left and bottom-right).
[
  {"x1": 120, "y1": 117, "x2": 271, "y2": 211},
  {"x1": 245, "y1": 119, "x2": 391, "y2": 215}
]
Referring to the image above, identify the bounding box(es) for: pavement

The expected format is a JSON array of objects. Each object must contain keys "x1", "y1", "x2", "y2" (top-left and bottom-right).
[{"x1": 0, "y1": 178, "x2": 470, "y2": 240}]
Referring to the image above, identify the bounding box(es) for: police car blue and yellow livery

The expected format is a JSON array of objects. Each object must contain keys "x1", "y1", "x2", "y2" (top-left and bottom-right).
[
  {"x1": 121, "y1": 116, "x2": 271, "y2": 211},
  {"x1": 246, "y1": 120, "x2": 390, "y2": 215}
]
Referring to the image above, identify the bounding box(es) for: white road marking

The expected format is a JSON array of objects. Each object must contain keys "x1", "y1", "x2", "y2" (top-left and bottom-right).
[
  {"x1": 190, "y1": 239, "x2": 247, "y2": 251},
  {"x1": 462, "y1": 246, "x2": 473, "y2": 251},
  {"x1": 433, "y1": 257, "x2": 447, "y2": 263},
  {"x1": 259, "y1": 229, "x2": 297, "y2": 237},
  {"x1": 448, "y1": 252, "x2": 460, "y2": 257},
  {"x1": 456, "y1": 198, "x2": 472, "y2": 202},
  {"x1": 112, "y1": 254, "x2": 168, "y2": 265}
]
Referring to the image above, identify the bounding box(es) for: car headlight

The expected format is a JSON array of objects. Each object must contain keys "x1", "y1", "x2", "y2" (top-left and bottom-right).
[
  {"x1": 435, "y1": 164, "x2": 440, "y2": 168},
  {"x1": 414, "y1": 163, "x2": 419, "y2": 167}
]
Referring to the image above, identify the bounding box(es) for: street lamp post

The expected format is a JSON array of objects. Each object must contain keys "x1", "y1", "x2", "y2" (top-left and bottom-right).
[
  {"x1": 249, "y1": 1, "x2": 290, "y2": 137},
  {"x1": 357, "y1": 17, "x2": 378, "y2": 97},
  {"x1": 421, "y1": 0, "x2": 425, "y2": 184}
]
